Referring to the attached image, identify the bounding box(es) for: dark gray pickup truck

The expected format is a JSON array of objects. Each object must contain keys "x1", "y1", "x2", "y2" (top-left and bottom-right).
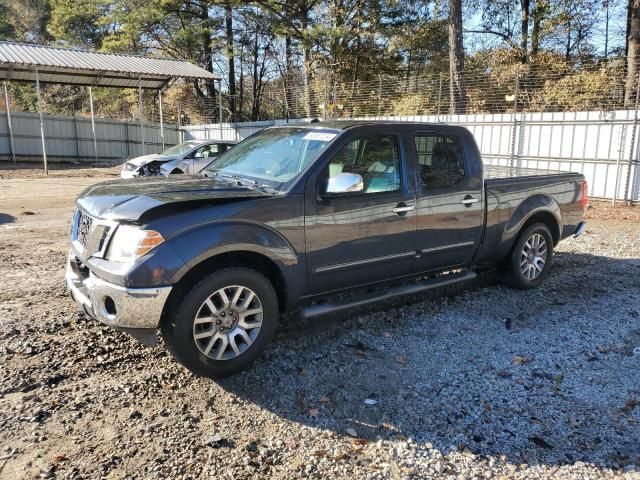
[{"x1": 66, "y1": 121, "x2": 587, "y2": 377}]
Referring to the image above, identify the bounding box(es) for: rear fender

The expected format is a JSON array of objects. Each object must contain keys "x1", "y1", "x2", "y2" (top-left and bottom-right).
[{"x1": 500, "y1": 194, "x2": 562, "y2": 257}]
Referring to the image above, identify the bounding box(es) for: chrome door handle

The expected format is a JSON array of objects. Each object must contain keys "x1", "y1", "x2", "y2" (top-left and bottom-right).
[
  {"x1": 392, "y1": 205, "x2": 415, "y2": 214},
  {"x1": 460, "y1": 197, "x2": 479, "y2": 205}
]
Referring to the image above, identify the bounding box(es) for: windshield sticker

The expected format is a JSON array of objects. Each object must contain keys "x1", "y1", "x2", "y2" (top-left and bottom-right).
[{"x1": 303, "y1": 132, "x2": 337, "y2": 142}]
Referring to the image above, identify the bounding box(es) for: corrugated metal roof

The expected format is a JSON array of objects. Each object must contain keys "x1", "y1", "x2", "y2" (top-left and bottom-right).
[{"x1": 0, "y1": 41, "x2": 218, "y2": 89}]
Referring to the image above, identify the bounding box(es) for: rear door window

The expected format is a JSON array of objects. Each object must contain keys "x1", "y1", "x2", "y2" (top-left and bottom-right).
[{"x1": 414, "y1": 134, "x2": 465, "y2": 188}]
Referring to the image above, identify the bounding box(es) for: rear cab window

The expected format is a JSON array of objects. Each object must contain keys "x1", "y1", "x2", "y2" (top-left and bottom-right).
[{"x1": 414, "y1": 134, "x2": 465, "y2": 188}]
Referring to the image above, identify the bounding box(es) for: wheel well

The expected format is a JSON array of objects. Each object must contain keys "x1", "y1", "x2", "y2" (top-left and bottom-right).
[
  {"x1": 161, "y1": 251, "x2": 288, "y2": 325},
  {"x1": 171, "y1": 168, "x2": 184, "y2": 174},
  {"x1": 521, "y1": 211, "x2": 560, "y2": 245}
]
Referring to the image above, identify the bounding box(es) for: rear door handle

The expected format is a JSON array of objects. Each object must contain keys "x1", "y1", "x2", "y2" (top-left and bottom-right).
[{"x1": 392, "y1": 203, "x2": 415, "y2": 215}]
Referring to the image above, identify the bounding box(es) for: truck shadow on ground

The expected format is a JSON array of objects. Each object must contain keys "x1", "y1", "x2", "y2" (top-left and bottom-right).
[
  {"x1": 218, "y1": 252, "x2": 640, "y2": 469},
  {"x1": 0, "y1": 213, "x2": 16, "y2": 224}
]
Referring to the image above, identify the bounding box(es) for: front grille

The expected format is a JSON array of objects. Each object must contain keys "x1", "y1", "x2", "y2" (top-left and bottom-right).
[{"x1": 76, "y1": 210, "x2": 94, "y2": 248}]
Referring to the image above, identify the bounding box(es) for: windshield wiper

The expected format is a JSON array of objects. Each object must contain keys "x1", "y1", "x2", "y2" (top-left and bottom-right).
[{"x1": 203, "y1": 171, "x2": 279, "y2": 194}]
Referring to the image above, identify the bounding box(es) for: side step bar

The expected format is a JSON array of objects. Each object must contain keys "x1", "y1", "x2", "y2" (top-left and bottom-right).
[{"x1": 300, "y1": 270, "x2": 477, "y2": 319}]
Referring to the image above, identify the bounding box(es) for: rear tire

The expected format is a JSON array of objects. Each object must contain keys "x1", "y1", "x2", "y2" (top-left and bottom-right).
[
  {"x1": 501, "y1": 223, "x2": 554, "y2": 290},
  {"x1": 161, "y1": 267, "x2": 279, "y2": 378}
]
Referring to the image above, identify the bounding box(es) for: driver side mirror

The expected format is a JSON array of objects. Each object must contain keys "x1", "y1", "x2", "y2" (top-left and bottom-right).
[{"x1": 326, "y1": 172, "x2": 364, "y2": 194}]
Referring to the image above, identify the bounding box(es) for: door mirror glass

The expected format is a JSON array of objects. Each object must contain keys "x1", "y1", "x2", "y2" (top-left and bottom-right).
[{"x1": 326, "y1": 172, "x2": 364, "y2": 194}]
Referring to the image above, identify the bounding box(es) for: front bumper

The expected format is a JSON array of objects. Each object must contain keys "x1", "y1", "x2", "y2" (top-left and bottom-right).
[{"x1": 65, "y1": 255, "x2": 172, "y2": 331}]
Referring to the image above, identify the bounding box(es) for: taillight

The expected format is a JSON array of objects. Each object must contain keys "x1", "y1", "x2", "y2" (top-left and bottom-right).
[{"x1": 581, "y1": 180, "x2": 588, "y2": 209}]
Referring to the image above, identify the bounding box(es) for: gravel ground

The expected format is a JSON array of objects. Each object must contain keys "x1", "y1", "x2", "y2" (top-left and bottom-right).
[{"x1": 1, "y1": 167, "x2": 639, "y2": 479}]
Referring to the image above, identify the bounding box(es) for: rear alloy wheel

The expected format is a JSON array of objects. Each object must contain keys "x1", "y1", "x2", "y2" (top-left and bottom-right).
[
  {"x1": 519, "y1": 233, "x2": 548, "y2": 281},
  {"x1": 502, "y1": 223, "x2": 554, "y2": 289},
  {"x1": 162, "y1": 267, "x2": 278, "y2": 378}
]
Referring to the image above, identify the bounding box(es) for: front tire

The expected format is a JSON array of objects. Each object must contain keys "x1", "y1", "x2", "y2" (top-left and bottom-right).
[
  {"x1": 501, "y1": 223, "x2": 554, "y2": 289},
  {"x1": 161, "y1": 267, "x2": 279, "y2": 378}
]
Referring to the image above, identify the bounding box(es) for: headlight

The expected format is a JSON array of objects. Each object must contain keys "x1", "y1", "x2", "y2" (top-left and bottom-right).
[{"x1": 105, "y1": 225, "x2": 165, "y2": 263}]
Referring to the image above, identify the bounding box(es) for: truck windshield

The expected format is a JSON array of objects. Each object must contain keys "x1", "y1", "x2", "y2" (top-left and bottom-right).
[{"x1": 201, "y1": 127, "x2": 338, "y2": 189}]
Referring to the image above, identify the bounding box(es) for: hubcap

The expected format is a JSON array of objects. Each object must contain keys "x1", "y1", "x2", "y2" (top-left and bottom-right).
[
  {"x1": 520, "y1": 233, "x2": 548, "y2": 280},
  {"x1": 192, "y1": 285, "x2": 263, "y2": 361}
]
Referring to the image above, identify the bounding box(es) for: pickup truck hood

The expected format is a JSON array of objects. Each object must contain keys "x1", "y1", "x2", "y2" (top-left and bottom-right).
[{"x1": 77, "y1": 176, "x2": 273, "y2": 222}]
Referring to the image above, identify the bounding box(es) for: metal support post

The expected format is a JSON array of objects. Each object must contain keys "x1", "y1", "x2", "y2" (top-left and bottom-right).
[
  {"x1": 622, "y1": 73, "x2": 640, "y2": 203},
  {"x1": 159, "y1": 89, "x2": 165, "y2": 150},
  {"x1": 3, "y1": 81, "x2": 16, "y2": 163},
  {"x1": 509, "y1": 69, "x2": 520, "y2": 170},
  {"x1": 177, "y1": 101, "x2": 182, "y2": 143},
  {"x1": 437, "y1": 73, "x2": 443, "y2": 122},
  {"x1": 35, "y1": 67, "x2": 47, "y2": 174},
  {"x1": 138, "y1": 76, "x2": 145, "y2": 155},
  {"x1": 88, "y1": 86, "x2": 98, "y2": 161},
  {"x1": 218, "y1": 79, "x2": 223, "y2": 140}
]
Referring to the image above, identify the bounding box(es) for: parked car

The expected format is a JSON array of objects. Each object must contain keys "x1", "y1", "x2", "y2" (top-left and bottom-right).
[
  {"x1": 120, "y1": 140, "x2": 236, "y2": 178},
  {"x1": 67, "y1": 121, "x2": 587, "y2": 378}
]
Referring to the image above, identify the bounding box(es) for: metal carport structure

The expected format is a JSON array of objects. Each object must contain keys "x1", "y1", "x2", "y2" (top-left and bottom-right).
[{"x1": 0, "y1": 41, "x2": 220, "y2": 173}]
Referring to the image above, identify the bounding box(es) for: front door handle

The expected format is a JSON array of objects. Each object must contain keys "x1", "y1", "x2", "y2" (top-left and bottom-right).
[
  {"x1": 392, "y1": 203, "x2": 415, "y2": 215},
  {"x1": 460, "y1": 196, "x2": 479, "y2": 206}
]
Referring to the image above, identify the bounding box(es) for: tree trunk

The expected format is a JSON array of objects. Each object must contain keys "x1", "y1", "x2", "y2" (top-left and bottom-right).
[
  {"x1": 520, "y1": 0, "x2": 530, "y2": 63},
  {"x1": 448, "y1": 0, "x2": 465, "y2": 114},
  {"x1": 531, "y1": 0, "x2": 546, "y2": 58},
  {"x1": 626, "y1": 0, "x2": 640, "y2": 106},
  {"x1": 285, "y1": 35, "x2": 294, "y2": 118},
  {"x1": 225, "y1": 3, "x2": 236, "y2": 122},
  {"x1": 251, "y1": 29, "x2": 259, "y2": 120},
  {"x1": 200, "y1": 7, "x2": 215, "y2": 98}
]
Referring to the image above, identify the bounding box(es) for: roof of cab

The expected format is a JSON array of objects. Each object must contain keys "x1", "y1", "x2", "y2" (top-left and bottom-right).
[{"x1": 299, "y1": 119, "x2": 445, "y2": 130}]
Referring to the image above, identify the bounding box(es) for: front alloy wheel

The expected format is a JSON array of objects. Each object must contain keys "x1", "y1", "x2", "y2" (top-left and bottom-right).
[
  {"x1": 193, "y1": 285, "x2": 264, "y2": 361},
  {"x1": 162, "y1": 267, "x2": 279, "y2": 378}
]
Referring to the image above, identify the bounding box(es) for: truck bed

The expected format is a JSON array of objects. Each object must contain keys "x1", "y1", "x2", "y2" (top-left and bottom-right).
[
  {"x1": 484, "y1": 164, "x2": 574, "y2": 180},
  {"x1": 476, "y1": 165, "x2": 585, "y2": 264}
]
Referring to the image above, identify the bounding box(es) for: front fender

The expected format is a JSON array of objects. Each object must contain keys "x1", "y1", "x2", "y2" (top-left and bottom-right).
[
  {"x1": 500, "y1": 194, "x2": 562, "y2": 253},
  {"x1": 166, "y1": 221, "x2": 305, "y2": 304}
]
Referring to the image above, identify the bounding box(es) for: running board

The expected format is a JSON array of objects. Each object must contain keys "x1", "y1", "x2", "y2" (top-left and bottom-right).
[{"x1": 300, "y1": 270, "x2": 477, "y2": 319}]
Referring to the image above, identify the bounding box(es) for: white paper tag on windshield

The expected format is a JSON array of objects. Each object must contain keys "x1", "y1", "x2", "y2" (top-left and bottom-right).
[{"x1": 303, "y1": 132, "x2": 337, "y2": 142}]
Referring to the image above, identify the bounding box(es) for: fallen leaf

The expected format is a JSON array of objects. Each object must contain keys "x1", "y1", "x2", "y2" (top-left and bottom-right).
[
  {"x1": 52, "y1": 454, "x2": 67, "y2": 463},
  {"x1": 364, "y1": 398, "x2": 378, "y2": 405},
  {"x1": 308, "y1": 408, "x2": 320, "y2": 417},
  {"x1": 395, "y1": 355, "x2": 407, "y2": 365},
  {"x1": 355, "y1": 349, "x2": 366, "y2": 357},
  {"x1": 312, "y1": 449, "x2": 327, "y2": 457},
  {"x1": 345, "y1": 428, "x2": 358, "y2": 437},
  {"x1": 513, "y1": 355, "x2": 533, "y2": 365},
  {"x1": 351, "y1": 438, "x2": 368, "y2": 446},
  {"x1": 530, "y1": 436, "x2": 554, "y2": 449},
  {"x1": 319, "y1": 396, "x2": 330, "y2": 403}
]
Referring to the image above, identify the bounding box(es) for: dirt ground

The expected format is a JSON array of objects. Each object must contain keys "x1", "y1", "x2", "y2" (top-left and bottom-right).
[{"x1": 1, "y1": 164, "x2": 639, "y2": 479}]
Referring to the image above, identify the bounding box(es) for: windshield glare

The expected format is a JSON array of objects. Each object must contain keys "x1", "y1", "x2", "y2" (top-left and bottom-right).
[
  {"x1": 161, "y1": 141, "x2": 201, "y2": 156},
  {"x1": 203, "y1": 127, "x2": 337, "y2": 189}
]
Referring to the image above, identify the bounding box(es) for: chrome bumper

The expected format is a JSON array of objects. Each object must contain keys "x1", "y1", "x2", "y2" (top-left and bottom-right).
[
  {"x1": 65, "y1": 256, "x2": 172, "y2": 330},
  {"x1": 574, "y1": 221, "x2": 587, "y2": 238}
]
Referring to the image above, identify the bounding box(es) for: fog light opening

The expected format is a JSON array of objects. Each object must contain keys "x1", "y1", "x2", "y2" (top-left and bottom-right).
[{"x1": 104, "y1": 296, "x2": 117, "y2": 317}]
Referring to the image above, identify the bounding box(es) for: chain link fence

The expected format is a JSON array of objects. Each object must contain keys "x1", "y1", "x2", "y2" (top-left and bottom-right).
[{"x1": 0, "y1": 60, "x2": 638, "y2": 201}]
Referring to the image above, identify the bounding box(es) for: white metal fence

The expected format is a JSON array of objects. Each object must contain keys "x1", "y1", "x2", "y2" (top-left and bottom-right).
[
  {"x1": 183, "y1": 110, "x2": 640, "y2": 202},
  {"x1": 0, "y1": 110, "x2": 180, "y2": 163}
]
